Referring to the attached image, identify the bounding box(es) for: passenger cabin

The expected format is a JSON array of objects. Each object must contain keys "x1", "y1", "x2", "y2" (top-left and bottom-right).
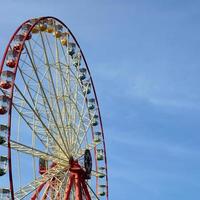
[
  {"x1": 21, "y1": 23, "x2": 32, "y2": 40},
  {"x1": 13, "y1": 34, "x2": 25, "y2": 52},
  {"x1": 46, "y1": 19, "x2": 54, "y2": 33},
  {"x1": 39, "y1": 158, "x2": 48, "y2": 174},
  {"x1": 0, "y1": 188, "x2": 10, "y2": 199},
  {"x1": 53, "y1": 24, "x2": 63, "y2": 38},
  {"x1": 31, "y1": 25, "x2": 39, "y2": 34},
  {"x1": 88, "y1": 98, "x2": 95, "y2": 110},
  {"x1": 98, "y1": 167, "x2": 106, "y2": 178},
  {"x1": 6, "y1": 50, "x2": 18, "y2": 68},
  {"x1": 0, "y1": 125, "x2": 8, "y2": 145},
  {"x1": 83, "y1": 81, "x2": 91, "y2": 95},
  {"x1": 61, "y1": 33, "x2": 68, "y2": 46},
  {"x1": 0, "y1": 71, "x2": 14, "y2": 89},
  {"x1": 0, "y1": 156, "x2": 8, "y2": 176},
  {"x1": 94, "y1": 131, "x2": 101, "y2": 143},
  {"x1": 73, "y1": 52, "x2": 81, "y2": 67},
  {"x1": 0, "y1": 96, "x2": 9, "y2": 115},
  {"x1": 98, "y1": 185, "x2": 106, "y2": 196},
  {"x1": 79, "y1": 67, "x2": 87, "y2": 81},
  {"x1": 38, "y1": 21, "x2": 47, "y2": 32},
  {"x1": 68, "y1": 42, "x2": 76, "y2": 56},
  {"x1": 92, "y1": 115, "x2": 98, "y2": 126},
  {"x1": 97, "y1": 149, "x2": 104, "y2": 161}
]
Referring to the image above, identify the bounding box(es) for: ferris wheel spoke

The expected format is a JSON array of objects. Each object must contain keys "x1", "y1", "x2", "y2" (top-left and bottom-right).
[
  {"x1": 49, "y1": 61, "x2": 81, "y2": 110},
  {"x1": 14, "y1": 81, "x2": 62, "y2": 128},
  {"x1": 72, "y1": 100, "x2": 88, "y2": 152},
  {"x1": 19, "y1": 54, "x2": 59, "y2": 120},
  {"x1": 40, "y1": 182, "x2": 50, "y2": 200},
  {"x1": 17, "y1": 63, "x2": 56, "y2": 101},
  {"x1": 19, "y1": 57, "x2": 55, "y2": 90},
  {"x1": 71, "y1": 73, "x2": 81, "y2": 149},
  {"x1": 48, "y1": 173, "x2": 68, "y2": 200},
  {"x1": 58, "y1": 39, "x2": 76, "y2": 147},
  {"x1": 36, "y1": 171, "x2": 68, "y2": 200},
  {"x1": 23, "y1": 43, "x2": 71, "y2": 158},
  {"x1": 85, "y1": 182, "x2": 100, "y2": 200},
  {"x1": 31, "y1": 36, "x2": 44, "y2": 50},
  {"x1": 13, "y1": 106, "x2": 57, "y2": 139},
  {"x1": 90, "y1": 170, "x2": 106, "y2": 179},
  {"x1": 14, "y1": 86, "x2": 59, "y2": 133},
  {"x1": 14, "y1": 84, "x2": 69, "y2": 158},
  {"x1": 53, "y1": 173, "x2": 69, "y2": 200},
  {"x1": 2, "y1": 140, "x2": 67, "y2": 165},
  {"x1": 14, "y1": 165, "x2": 66, "y2": 200},
  {"x1": 11, "y1": 102, "x2": 53, "y2": 149},
  {"x1": 75, "y1": 141, "x2": 101, "y2": 160},
  {"x1": 55, "y1": 66, "x2": 89, "y2": 148},
  {"x1": 13, "y1": 101, "x2": 57, "y2": 126},
  {"x1": 73, "y1": 110, "x2": 98, "y2": 155},
  {"x1": 14, "y1": 95, "x2": 55, "y2": 119},
  {"x1": 30, "y1": 33, "x2": 71, "y2": 155},
  {"x1": 57, "y1": 66, "x2": 81, "y2": 150},
  {"x1": 68, "y1": 74, "x2": 94, "y2": 152},
  {"x1": 54, "y1": 35, "x2": 73, "y2": 153},
  {"x1": 44, "y1": 32, "x2": 56, "y2": 64},
  {"x1": 43, "y1": 55, "x2": 89, "y2": 153},
  {"x1": 13, "y1": 87, "x2": 78, "y2": 152}
]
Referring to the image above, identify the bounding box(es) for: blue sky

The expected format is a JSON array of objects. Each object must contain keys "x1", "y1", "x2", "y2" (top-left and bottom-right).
[{"x1": 1, "y1": 0, "x2": 200, "y2": 199}]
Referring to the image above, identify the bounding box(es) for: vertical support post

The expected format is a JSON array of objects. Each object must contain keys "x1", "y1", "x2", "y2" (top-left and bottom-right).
[
  {"x1": 74, "y1": 173, "x2": 82, "y2": 200},
  {"x1": 41, "y1": 184, "x2": 50, "y2": 200},
  {"x1": 81, "y1": 180, "x2": 91, "y2": 200},
  {"x1": 65, "y1": 174, "x2": 74, "y2": 200},
  {"x1": 31, "y1": 182, "x2": 46, "y2": 200},
  {"x1": 64, "y1": 160, "x2": 92, "y2": 200}
]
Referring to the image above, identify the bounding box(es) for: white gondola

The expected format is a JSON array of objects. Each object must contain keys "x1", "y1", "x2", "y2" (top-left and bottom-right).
[
  {"x1": 0, "y1": 125, "x2": 8, "y2": 145},
  {"x1": 68, "y1": 42, "x2": 76, "y2": 56},
  {"x1": 73, "y1": 52, "x2": 81, "y2": 67},
  {"x1": 98, "y1": 184, "x2": 106, "y2": 196},
  {"x1": 79, "y1": 67, "x2": 87, "y2": 80},
  {"x1": 97, "y1": 149, "x2": 104, "y2": 161},
  {"x1": 13, "y1": 34, "x2": 25, "y2": 52},
  {"x1": 0, "y1": 188, "x2": 10, "y2": 199},
  {"x1": 0, "y1": 71, "x2": 14, "y2": 90},
  {"x1": 30, "y1": 19, "x2": 40, "y2": 34},
  {"x1": 83, "y1": 81, "x2": 91, "y2": 95},
  {"x1": 53, "y1": 24, "x2": 63, "y2": 38},
  {"x1": 46, "y1": 18, "x2": 54, "y2": 33},
  {"x1": 88, "y1": 98, "x2": 95, "y2": 110},
  {"x1": 0, "y1": 96, "x2": 9, "y2": 115},
  {"x1": 92, "y1": 114, "x2": 98, "y2": 126},
  {"x1": 60, "y1": 32, "x2": 69, "y2": 46},
  {"x1": 79, "y1": 68, "x2": 87, "y2": 73},
  {"x1": 21, "y1": 23, "x2": 32, "y2": 40},
  {"x1": 38, "y1": 20, "x2": 48, "y2": 32},
  {"x1": 94, "y1": 131, "x2": 101, "y2": 143},
  {"x1": 98, "y1": 167, "x2": 106, "y2": 178},
  {"x1": 0, "y1": 156, "x2": 8, "y2": 176},
  {"x1": 6, "y1": 49, "x2": 18, "y2": 68}
]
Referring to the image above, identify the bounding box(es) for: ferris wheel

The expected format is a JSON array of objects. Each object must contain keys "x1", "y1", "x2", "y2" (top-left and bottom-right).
[{"x1": 0, "y1": 16, "x2": 108, "y2": 200}]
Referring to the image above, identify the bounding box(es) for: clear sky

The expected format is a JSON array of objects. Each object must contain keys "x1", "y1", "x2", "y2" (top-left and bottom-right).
[{"x1": 1, "y1": 0, "x2": 200, "y2": 199}]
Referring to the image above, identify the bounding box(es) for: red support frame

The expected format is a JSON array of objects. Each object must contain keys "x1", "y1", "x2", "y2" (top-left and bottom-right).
[
  {"x1": 31, "y1": 182, "x2": 46, "y2": 200},
  {"x1": 64, "y1": 160, "x2": 91, "y2": 200}
]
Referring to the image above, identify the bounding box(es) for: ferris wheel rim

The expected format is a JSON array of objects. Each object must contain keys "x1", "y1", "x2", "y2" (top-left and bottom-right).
[{"x1": 0, "y1": 16, "x2": 108, "y2": 200}]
